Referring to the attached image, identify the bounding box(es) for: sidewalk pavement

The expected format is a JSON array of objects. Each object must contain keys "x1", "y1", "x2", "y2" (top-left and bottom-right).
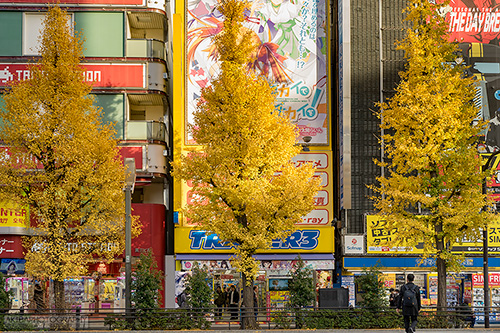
[{"x1": 16, "y1": 329, "x2": 500, "y2": 333}]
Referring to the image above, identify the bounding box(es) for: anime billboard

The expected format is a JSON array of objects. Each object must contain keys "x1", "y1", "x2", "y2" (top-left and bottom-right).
[
  {"x1": 442, "y1": 1, "x2": 500, "y2": 204},
  {"x1": 186, "y1": 0, "x2": 327, "y2": 145},
  {"x1": 442, "y1": 1, "x2": 500, "y2": 152}
]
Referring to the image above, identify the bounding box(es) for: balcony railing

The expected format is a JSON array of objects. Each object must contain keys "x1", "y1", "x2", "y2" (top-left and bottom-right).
[
  {"x1": 126, "y1": 39, "x2": 166, "y2": 60},
  {"x1": 126, "y1": 121, "x2": 167, "y2": 142}
]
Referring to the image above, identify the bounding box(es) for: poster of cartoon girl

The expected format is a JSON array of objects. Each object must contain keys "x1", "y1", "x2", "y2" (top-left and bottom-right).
[{"x1": 186, "y1": 0, "x2": 328, "y2": 144}]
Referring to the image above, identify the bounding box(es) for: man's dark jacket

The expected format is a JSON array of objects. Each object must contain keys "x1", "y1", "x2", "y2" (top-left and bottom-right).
[{"x1": 397, "y1": 282, "x2": 421, "y2": 316}]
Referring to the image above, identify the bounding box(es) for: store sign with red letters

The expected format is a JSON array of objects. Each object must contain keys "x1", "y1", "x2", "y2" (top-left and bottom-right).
[{"x1": 473, "y1": 273, "x2": 500, "y2": 288}]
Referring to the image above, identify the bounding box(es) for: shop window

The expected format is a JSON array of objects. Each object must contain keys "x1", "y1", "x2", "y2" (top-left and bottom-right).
[{"x1": 91, "y1": 94, "x2": 125, "y2": 139}]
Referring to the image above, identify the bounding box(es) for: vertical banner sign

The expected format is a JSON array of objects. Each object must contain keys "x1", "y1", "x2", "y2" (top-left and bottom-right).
[
  {"x1": 0, "y1": 0, "x2": 143, "y2": 4},
  {"x1": 186, "y1": 0, "x2": 328, "y2": 145},
  {"x1": 338, "y1": 0, "x2": 351, "y2": 209},
  {"x1": 182, "y1": 152, "x2": 333, "y2": 226},
  {"x1": 292, "y1": 152, "x2": 333, "y2": 226}
]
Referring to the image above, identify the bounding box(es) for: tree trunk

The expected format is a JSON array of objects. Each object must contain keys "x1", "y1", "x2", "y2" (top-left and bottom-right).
[
  {"x1": 435, "y1": 221, "x2": 447, "y2": 311},
  {"x1": 436, "y1": 254, "x2": 447, "y2": 310},
  {"x1": 52, "y1": 279, "x2": 69, "y2": 329},
  {"x1": 241, "y1": 273, "x2": 258, "y2": 329},
  {"x1": 54, "y1": 279, "x2": 65, "y2": 311}
]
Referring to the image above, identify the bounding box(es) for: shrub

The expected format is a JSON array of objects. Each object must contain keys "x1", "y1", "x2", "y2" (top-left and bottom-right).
[
  {"x1": 288, "y1": 256, "x2": 315, "y2": 328},
  {"x1": 270, "y1": 308, "x2": 293, "y2": 329},
  {"x1": 355, "y1": 265, "x2": 387, "y2": 310}
]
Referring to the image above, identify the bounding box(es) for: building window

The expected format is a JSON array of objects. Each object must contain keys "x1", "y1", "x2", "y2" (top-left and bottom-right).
[{"x1": 23, "y1": 13, "x2": 73, "y2": 56}]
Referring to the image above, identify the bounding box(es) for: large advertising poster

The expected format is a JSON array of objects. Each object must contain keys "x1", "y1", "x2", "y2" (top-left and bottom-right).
[
  {"x1": 443, "y1": 3, "x2": 500, "y2": 149},
  {"x1": 442, "y1": 2, "x2": 500, "y2": 204},
  {"x1": 186, "y1": 0, "x2": 327, "y2": 145}
]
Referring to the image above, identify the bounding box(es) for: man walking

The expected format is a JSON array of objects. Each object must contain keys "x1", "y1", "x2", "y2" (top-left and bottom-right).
[{"x1": 397, "y1": 274, "x2": 421, "y2": 333}]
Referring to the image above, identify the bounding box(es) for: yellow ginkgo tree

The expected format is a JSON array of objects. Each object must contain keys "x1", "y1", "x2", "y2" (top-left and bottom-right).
[
  {"x1": 0, "y1": 6, "x2": 140, "y2": 311},
  {"x1": 173, "y1": 0, "x2": 320, "y2": 328},
  {"x1": 372, "y1": 0, "x2": 496, "y2": 309}
]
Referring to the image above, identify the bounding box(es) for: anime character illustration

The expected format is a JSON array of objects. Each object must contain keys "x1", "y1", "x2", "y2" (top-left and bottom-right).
[
  {"x1": 6, "y1": 261, "x2": 16, "y2": 275},
  {"x1": 186, "y1": 0, "x2": 328, "y2": 144},
  {"x1": 261, "y1": 260, "x2": 272, "y2": 269},
  {"x1": 248, "y1": 0, "x2": 326, "y2": 81},
  {"x1": 220, "y1": 260, "x2": 230, "y2": 269}
]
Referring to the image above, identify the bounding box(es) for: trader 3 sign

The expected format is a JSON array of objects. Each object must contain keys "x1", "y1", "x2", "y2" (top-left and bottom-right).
[{"x1": 175, "y1": 227, "x2": 334, "y2": 253}]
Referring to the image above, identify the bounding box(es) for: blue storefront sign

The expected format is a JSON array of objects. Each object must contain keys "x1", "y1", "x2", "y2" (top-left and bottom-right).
[{"x1": 343, "y1": 257, "x2": 500, "y2": 269}]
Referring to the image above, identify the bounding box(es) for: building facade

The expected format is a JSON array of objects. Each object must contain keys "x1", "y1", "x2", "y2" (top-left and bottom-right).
[
  {"x1": 171, "y1": 0, "x2": 336, "y2": 307},
  {"x1": 0, "y1": 0, "x2": 173, "y2": 309},
  {"x1": 340, "y1": 0, "x2": 500, "y2": 317}
]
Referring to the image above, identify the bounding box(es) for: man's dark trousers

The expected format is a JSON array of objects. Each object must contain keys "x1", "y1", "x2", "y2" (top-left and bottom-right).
[{"x1": 404, "y1": 314, "x2": 417, "y2": 333}]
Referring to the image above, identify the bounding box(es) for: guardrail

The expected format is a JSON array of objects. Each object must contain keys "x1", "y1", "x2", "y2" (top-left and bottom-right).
[{"x1": 0, "y1": 305, "x2": 489, "y2": 330}]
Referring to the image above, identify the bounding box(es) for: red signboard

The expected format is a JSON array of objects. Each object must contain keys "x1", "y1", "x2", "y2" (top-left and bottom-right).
[
  {"x1": 118, "y1": 146, "x2": 144, "y2": 170},
  {"x1": 0, "y1": 0, "x2": 143, "y2": 5},
  {"x1": 0, "y1": 147, "x2": 44, "y2": 170},
  {"x1": 0, "y1": 235, "x2": 25, "y2": 258},
  {"x1": 0, "y1": 63, "x2": 146, "y2": 89}
]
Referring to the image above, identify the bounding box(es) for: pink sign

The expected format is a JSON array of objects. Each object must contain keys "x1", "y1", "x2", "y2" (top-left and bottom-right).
[
  {"x1": 0, "y1": 63, "x2": 146, "y2": 89},
  {"x1": 0, "y1": 0, "x2": 143, "y2": 5},
  {"x1": 472, "y1": 273, "x2": 500, "y2": 288}
]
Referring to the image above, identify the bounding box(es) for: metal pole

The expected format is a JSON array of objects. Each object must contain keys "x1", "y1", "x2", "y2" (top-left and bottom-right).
[
  {"x1": 125, "y1": 185, "x2": 132, "y2": 317},
  {"x1": 483, "y1": 226, "x2": 490, "y2": 328},
  {"x1": 481, "y1": 150, "x2": 500, "y2": 328}
]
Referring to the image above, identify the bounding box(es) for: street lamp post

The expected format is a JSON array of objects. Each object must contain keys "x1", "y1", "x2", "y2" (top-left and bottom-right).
[
  {"x1": 124, "y1": 158, "x2": 136, "y2": 318},
  {"x1": 481, "y1": 151, "x2": 500, "y2": 328}
]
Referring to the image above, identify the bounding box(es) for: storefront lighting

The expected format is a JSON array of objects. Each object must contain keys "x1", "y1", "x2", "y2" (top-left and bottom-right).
[{"x1": 302, "y1": 136, "x2": 312, "y2": 152}]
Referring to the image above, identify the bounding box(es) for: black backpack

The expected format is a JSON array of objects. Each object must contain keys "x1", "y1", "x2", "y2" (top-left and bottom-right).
[{"x1": 402, "y1": 284, "x2": 418, "y2": 307}]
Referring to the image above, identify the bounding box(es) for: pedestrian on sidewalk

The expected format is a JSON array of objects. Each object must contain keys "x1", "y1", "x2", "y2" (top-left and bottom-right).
[
  {"x1": 397, "y1": 273, "x2": 421, "y2": 333},
  {"x1": 253, "y1": 285, "x2": 258, "y2": 321},
  {"x1": 214, "y1": 286, "x2": 226, "y2": 319},
  {"x1": 227, "y1": 285, "x2": 239, "y2": 320}
]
